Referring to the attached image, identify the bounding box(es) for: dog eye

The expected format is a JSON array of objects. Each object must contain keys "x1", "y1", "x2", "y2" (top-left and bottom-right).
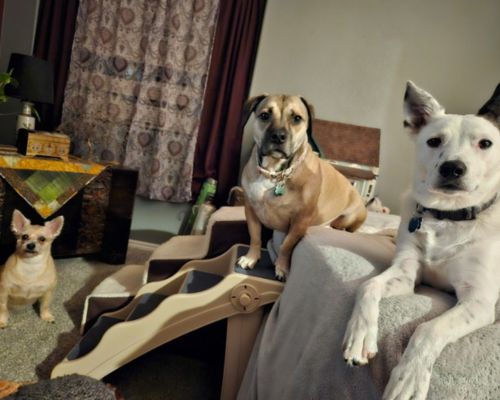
[
  {"x1": 38, "y1": 236, "x2": 46, "y2": 243},
  {"x1": 426, "y1": 137, "x2": 442, "y2": 148},
  {"x1": 292, "y1": 115, "x2": 303, "y2": 123},
  {"x1": 21, "y1": 234, "x2": 29, "y2": 241},
  {"x1": 258, "y1": 112, "x2": 270, "y2": 121},
  {"x1": 479, "y1": 139, "x2": 492, "y2": 149}
]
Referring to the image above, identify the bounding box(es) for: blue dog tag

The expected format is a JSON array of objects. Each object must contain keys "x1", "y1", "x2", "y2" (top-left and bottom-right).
[
  {"x1": 274, "y1": 183, "x2": 285, "y2": 196},
  {"x1": 408, "y1": 216, "x2": 422, "y2": 233}
]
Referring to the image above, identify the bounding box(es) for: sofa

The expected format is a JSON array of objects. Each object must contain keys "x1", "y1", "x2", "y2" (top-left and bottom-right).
[{"x1": 238, "y1": 223, "x2": 500, "y2": 400}]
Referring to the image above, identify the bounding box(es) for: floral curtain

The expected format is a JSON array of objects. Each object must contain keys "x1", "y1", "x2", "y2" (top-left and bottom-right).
[{"x1": 60, "y1": 0, "x2": 219, "y2": 202}]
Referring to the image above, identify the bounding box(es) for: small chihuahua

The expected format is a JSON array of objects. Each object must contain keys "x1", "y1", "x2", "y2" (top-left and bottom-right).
[{"x1": 0, "y1": 209, "x2": 64, "y2": 328}]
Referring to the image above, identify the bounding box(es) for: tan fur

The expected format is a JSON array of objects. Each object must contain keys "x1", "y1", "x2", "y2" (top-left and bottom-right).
[
  {"x1": 0, "y1": 210, "x2": 64, "y2": 327},
  {"x1": 238, "y1": 95, "x2": 366, "y2": 279}
]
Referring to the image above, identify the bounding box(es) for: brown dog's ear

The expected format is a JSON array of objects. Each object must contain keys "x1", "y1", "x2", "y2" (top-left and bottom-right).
[
  {"x1": 300, "y1": 97, "x2": 315, "y2": 120},
  {"x1": 45, "y1": 215, "x2": 64, "y2": 239},
  {"x1": 299, "y1": 96, "x2": 322, "y2": 155},
  {"x1": 11, "y1": 209, "x2": 30, "y2": 235},
  {"x1": 478, "y1": 83, "x2": 500, "y2": 124},
  {"x1": 403, "y1": 81, "x2": 445, "y2": 133},
  {"x1": 300, "y1": 96, "x2": 315, "y2": 135},
  {"x1": 242, "y1": 94, "x2": 267, "y2": 127}
]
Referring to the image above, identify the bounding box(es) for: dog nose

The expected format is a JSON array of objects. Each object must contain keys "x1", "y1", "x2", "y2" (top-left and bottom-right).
[
  {"x1": 26, "y1": 242, "x2": 36, "y2": 251},
  {"x1": 439, "y1": 160, "x2": 467, "y2": 179},
  {"x1": 270, "y1": 130, "x2": 287, "y2": 144}
]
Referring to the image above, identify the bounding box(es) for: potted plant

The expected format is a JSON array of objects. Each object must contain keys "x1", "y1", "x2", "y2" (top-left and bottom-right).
[{"x1": 0, "y1": 70, "x2": 17, "y2": 103}]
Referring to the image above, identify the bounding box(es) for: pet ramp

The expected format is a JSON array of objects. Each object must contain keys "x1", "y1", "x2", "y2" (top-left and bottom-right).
[{"x1": 52, "y1": 244, "x2": 283, "y2": 400}]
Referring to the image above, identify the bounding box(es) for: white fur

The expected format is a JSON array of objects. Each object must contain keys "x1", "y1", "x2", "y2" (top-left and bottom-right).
[
  {"x1": 245, "y1": 174, "x2": 275, "y2": 204},
  {"x1": 343, "y1": 82, "x2": 500, "y2": 400}
]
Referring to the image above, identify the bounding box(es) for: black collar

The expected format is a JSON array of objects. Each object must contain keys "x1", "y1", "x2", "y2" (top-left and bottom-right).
[{"x1": 408, "y1": 194, "x2": 498, "y2": 232}]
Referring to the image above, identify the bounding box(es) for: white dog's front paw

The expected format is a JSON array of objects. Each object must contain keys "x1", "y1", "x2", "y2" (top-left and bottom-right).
[
  {"x1": 382, "y1": 358, "x2": 431, "y2": 400},
  {"x1": 237, "y1": 255, "x2": 258, "y2": 270},
  {"x1": 342, "y1": 312, "x2": 378, "y2": 366}
]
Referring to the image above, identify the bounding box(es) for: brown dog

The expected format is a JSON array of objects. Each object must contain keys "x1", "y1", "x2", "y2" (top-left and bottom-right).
[
  {"x1": 0, "y1": 209, "x2": 64, "y2": 327},
  {"x1": 238, "y1": 94, "x2": 367, "y2": 279}
]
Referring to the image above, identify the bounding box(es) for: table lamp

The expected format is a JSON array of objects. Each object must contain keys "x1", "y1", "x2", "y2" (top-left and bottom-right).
[{"x1": 4, "y1": 53, "x2": 54, "y2": 132}]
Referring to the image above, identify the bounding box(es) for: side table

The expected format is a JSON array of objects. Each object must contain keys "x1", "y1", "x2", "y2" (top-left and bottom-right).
[{"x1": 0, "y1": 160, "x2": 138, "y2": 264}]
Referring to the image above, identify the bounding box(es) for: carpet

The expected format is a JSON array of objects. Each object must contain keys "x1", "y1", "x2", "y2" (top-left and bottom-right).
[{"x1": 0, "y1": 243, "x2": 224, "y2": 400}]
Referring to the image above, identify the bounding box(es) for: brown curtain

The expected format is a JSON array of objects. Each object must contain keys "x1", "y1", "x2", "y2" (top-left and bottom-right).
[
  {"x1": 60, "y1": 0, "x2": 219, "y2": 202},
  {"x1": 193, "y1": 0, "x2": 267, "y2": 206},
  {"x1": 33, "y1": 0, "x2": 79, "y2": 131}
]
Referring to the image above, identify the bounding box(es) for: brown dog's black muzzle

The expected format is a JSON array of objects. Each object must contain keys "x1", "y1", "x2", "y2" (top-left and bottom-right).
[
  {"x1": 260, "y1": 128, "x2": 292, "y2": 158},
  {"x1": 269, "y1": 129, "x2": 288, "y2": 144}
]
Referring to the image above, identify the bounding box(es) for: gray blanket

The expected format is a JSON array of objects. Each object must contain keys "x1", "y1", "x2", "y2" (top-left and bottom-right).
[{"x1": 238, "y1": 226, "x2": 500, "y2": 400}]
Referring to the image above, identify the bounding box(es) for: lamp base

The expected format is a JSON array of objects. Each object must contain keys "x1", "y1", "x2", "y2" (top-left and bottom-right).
[{"x1": 16, "y1": 101, "x2": 36, "y2": 132}]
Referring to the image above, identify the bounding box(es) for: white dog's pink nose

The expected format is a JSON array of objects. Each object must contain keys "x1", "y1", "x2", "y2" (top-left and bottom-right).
[{"x1": 439, "y1": 160, "x2": 467, "y2": 179}]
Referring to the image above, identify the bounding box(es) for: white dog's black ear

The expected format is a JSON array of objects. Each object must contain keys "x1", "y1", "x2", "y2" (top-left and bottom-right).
[
  {"x1": 242, "y1": 94, "x2": 267, "y2": 127},
  {"x1": 477, "y1": 83, "x2": 500, "y2": 123},
  {"x1": 403, "y1": 81, "x2": 445, "y2": 133},
  {"x1": 11, "y1": 209, "x2": 31, "y2": 235},
  {"x1": 45, "y1": 215, "x2": 64, "y2": 239}
]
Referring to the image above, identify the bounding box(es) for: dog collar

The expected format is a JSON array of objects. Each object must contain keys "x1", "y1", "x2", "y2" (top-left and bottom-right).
[
  {"x1": 256, "y1": 146, "x2": 308, "y2": 196},
  {"x1": 408, "y1": 194, "x2": 498, "y2": 233}
]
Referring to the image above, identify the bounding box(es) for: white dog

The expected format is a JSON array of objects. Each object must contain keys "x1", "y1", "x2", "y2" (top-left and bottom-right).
[{"x1": 342, "y1": 81, "x2": 500, "y2": 400}]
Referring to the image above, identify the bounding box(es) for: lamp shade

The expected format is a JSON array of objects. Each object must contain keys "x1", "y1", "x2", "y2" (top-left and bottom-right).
[{"x1": 5, "y1": 53, "x2": 54, "y2": 104}]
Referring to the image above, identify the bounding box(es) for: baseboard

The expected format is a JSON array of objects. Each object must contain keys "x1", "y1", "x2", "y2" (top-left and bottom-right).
[{"x1": 128, "y1": 239, "x2": 160, "y2": 252}]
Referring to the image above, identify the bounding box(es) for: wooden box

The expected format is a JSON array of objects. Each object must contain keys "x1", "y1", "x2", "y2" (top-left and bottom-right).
[{"x1": 17, "y1": 130, "x2": 71, "y2": 161}]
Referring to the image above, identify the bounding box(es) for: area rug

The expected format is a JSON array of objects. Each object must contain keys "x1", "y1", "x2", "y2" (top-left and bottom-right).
[
  {"x1": 0, "y1": 244, "x2": 152, "y2": 382},
  {"x1": 0, "y1": 242, "x2": 224, "y2": 400}
]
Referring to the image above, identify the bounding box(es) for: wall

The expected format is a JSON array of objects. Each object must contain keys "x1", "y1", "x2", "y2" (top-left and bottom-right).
[{"x1": 246, "y1": 0, "x2": 500, "y2": 213}]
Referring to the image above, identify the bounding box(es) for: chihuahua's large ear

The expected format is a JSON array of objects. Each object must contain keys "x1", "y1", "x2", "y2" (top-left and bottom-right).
[
  {"x1": 11, "y1": 209, "x2": 31, "y2": 235},
  {"x1": 45, "y1": 216, "x2": 64, "y2": 239},
  {"x1": 242, "y1": 94, "x2": 267, "y2": 127},
  {"x1": 477, "y1": 83, "x2": 500, "y2": 124},
  {"x1": 404, "y1": 81, "x2": 445, "y2": 133}
]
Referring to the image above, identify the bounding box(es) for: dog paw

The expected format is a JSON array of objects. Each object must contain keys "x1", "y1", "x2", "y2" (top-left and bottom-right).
[
  {"x1": 237, "y1": 255, "x2": 258, "y2": 270},
  {"x1": 41, "y1": 311, "x2": 55, "y2": 323},
  {"x1": 382, "y1": 359, "x2": 431, "y2": 400},
  {"x1": 274, "y1": 258, "x2": 289, "y2": 281},
  {"x1": 342, "y1": 313, "x2": 378, "y2": 366},
  {"x1": 0, "y1": 313, "x2": 8, "y2": 328},
  {"x1": 274, "y1": 267, "x2": 287, "y2": 281}
]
